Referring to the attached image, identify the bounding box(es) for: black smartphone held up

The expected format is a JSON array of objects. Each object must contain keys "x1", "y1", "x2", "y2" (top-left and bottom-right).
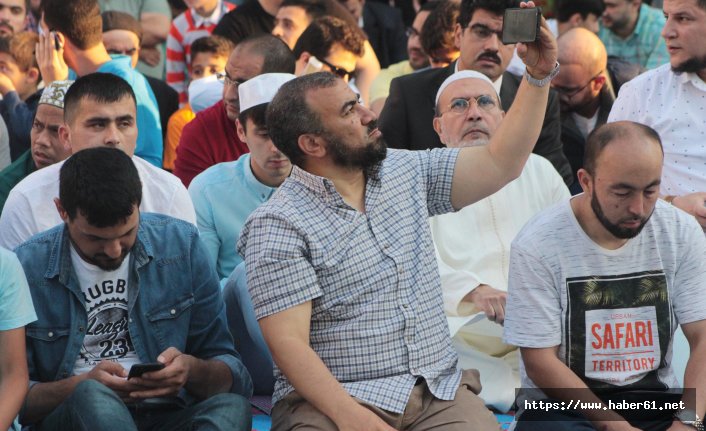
[
  {"x1": 127, "y1": 362, "x2": 165, "y2": 379},
  {"x1": 502, "y1": 7, "x2": 542, "y2": 45}
]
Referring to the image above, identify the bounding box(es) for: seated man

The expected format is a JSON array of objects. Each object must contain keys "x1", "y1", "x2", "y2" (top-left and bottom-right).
[
  {"x1": 0, "y1": 80, "x2": 73, "y2": 213},
  {"x1": 0, "y1": 247, "x2": 36, "y2": 431},
  {"x1": 0, "y1": 73, "x2": 195, "y2": 250},
  {"x1": 238, "y1": 8, "x2": 560, "y2": 428},
  {"x1": 190, "y1": 73, "x2": 296, "y2": 396},
  {"x1": 504, "y1": 122, "x2": 706, "y2": 430},
  {"x1": 429, "y1": 70, "x2": 569, "y2": 412},
  {"x1": 174, "y1": 34, "x2": 295, "y2": 187},
  {"x1": 15, "y1": 147, "x2": 252, "y2": 431}
]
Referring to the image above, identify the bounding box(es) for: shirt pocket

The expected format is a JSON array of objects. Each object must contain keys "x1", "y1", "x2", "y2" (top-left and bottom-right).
[
  {"x1": 145, "y1": 294, "x2": 194, "y2": 350},
  {"x1": 26, "y1": 326, "x2": 71, "y2": 380}
]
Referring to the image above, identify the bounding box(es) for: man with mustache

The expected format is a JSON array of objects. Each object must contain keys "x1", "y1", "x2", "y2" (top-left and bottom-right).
[
  {"x1": 504, "y1": 121, "x2": 706, "y2": 430},
  {"x1": 379, "y1": 0, "x2": 573, "y2": 187},
  {"x1": 238, "y1": 3, "x2": 560, "y2": 426},
  {"x1": 0, "y1": 0, "x2": 28, "y2": 36},
  {"x1": 429, "y1": 69, "x2": 569, "y2": 413},
  {"x1": 608, "y1": 0, "x2": 706, "y2": 231}
]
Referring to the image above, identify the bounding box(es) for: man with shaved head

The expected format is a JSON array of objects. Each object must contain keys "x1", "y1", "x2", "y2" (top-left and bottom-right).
[
  {"x1": 554, "y1": 28, "x2": 614, "y2": 193},
  {"x1": 430, "y1": 70, "x2": 569, "y2": 412}
]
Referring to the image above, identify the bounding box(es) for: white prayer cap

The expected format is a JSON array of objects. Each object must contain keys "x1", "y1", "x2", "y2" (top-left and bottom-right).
[
  {"x1": 39, "y1": 80, "x2": 74, "y2": 109},
  {"x1": 238, "y1": 73, "x2": 297, "y2": 113},
  {"x1": 188, "y1": 74, "x2": 223, "y2": 113},
  {"x1": 435, "y1": 70, "x2": 498, "y2": 105}
]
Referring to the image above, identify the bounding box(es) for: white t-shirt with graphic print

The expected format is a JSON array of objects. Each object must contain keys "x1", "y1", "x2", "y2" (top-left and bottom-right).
[{"x1": 71, "y1": 246, "x2": 140, "y2": 376}]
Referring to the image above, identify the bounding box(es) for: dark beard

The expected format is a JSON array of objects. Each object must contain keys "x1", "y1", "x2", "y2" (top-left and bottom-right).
[
  {"x1": 590, "y1": 192, "x2": 650, "y2": 239},
  {"x1": 672, "y1": 54, "x2": 706, "y2": 74},
  {"x1": 327, "y1": 121, "x2": 388, "y2": 170}
]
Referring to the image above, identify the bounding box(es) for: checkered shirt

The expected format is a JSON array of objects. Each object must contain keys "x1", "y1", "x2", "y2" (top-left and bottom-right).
[
  {"x1": 598, "y1": 3, "x2": 669, "y2": 70},
  {"x1": 238, "y1": 148, "x2": 463, "y2": 413}
]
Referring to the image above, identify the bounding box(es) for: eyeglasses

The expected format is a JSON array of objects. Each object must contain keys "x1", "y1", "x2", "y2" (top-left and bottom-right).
[
  {"x1": 405, "y1": 26, "x2": 420, "y2": 38},
  {"x1": 466, "y1": 23, "x2": 503, "y2": 41},
  {"x1": 216, "y1": 72, "x2": 246, "y2": 87},
  {"x1": 438, "y1": 95, "x2": 498, "y2": 116},
  {"x1": 107, "y1": 48, "x2": 137, "y2": 56},
  {"x1": 552, "y1": 72, "x2": 603, "y2": 100},
  {"x1": 319, "y1": 57, "x2": 354, "y2": 81}
]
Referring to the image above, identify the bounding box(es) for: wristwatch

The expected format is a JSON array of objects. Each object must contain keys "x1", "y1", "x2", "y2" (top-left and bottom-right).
[
  {"x1": 675, "y1": 409, "x2": 704, "y2": 430},
  {"x1": 524, "y1": 61, "x2": 560, "y2": 87}
]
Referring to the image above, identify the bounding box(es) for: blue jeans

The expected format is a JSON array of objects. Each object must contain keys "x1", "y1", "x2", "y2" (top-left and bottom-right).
[{"x1": 36, "y1": 380, "x2": 252, "y2": 431}]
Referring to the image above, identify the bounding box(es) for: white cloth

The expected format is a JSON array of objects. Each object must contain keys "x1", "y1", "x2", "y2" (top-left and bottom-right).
[
  {"x1": 430, "y1": 154, "x2": 570, "y2": 412},
  {"x1": 71, "y1": 247, "x2": 139, "y2": 376},
  {"x1": 504, "y1": 198, "x2": 706, "y2": 406},
  {"x1": 0, "y1": 156, "x2": 196, "y2": 250},
  {"x1": 609, "y1": 64, "x2": 706, "y2": 197},
  {"x1": 571, "y1": 110, "x2": 599, "y2": 140}
]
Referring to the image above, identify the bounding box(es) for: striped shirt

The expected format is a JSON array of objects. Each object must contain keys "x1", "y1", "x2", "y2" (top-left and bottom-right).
[
  {"x1": 166, "y1": 0, "x2": 235, "y2": 105},
  {"x1": 238, "y1": 149, "x2": 464, "y2": 413},
  {"x1": 598, "y1": 4, "x2": 669, "y2": 70}
]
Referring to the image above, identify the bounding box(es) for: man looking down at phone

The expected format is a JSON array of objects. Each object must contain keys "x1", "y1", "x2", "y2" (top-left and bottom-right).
[
  {"x1": 379, "y1": 0, "x2": 573, "y2": 187},
  {"x1": 238, "y1": 1, "x2": 559, "y2": 428},
  {"x1": 13, "y1": 146, "x2": 253, "y2": 431},
  {"x1": 504, "y1": 122, "x2": 706, "y2": 430}
]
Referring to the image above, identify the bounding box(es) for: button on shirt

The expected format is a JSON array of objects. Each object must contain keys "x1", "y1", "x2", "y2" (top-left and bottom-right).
[
  {"x1": 608, "y1": 64, "x2": 706, "y2": 197},
  {"x1": 598, "y1": 4, "x2": 669, "y2": 70},
  {"x1": 189, "y1": 154, "x2": 276, "y2": 283},
  {"x1": 238, "y1": 149, "x2": 463, "y2": 413}
]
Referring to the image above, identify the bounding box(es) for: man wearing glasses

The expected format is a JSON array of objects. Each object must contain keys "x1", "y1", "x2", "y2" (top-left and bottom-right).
[
  {"x1": 430, "y1": 70, "x2": 569, "y2": 413},
  {"x1": 553, "y1": 28, "x2": 615, "y2": 194},
  {"x1": 173, "y1": 34, "x2": 294, "y2": 187},
  {"x1": 380, "y1": 0, "x2": 573, "y2": 188}
]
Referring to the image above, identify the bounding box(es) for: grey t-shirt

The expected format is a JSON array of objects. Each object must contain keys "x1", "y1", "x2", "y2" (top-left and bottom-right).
[{"x1": 504, "y1": 199, "x2": 706, "y2": 400}]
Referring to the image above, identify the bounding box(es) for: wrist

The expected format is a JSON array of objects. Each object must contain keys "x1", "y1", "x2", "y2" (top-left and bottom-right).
[{"x1": 525, "y1": 62, "x2": 560, "y2": 87}]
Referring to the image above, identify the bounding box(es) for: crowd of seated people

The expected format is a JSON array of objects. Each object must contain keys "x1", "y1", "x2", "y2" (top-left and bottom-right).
[{"x1": 1, "y1": 0, "x2": 706, "y2": 430}]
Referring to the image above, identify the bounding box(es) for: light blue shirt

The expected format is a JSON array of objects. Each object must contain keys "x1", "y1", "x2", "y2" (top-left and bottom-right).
[
  {"x1": 0, "y1": 247, "x2": 36, "y2": 331},
  {"x1": 98, "y1": 57, "x2": 164, "y2": 167},
  {"x1": 188, "y1": 154, "x2": 276, "y2": 283}
]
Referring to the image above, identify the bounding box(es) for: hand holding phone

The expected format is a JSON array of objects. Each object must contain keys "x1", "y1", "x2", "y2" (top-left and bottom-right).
[
  {"x1": 128, "y1": 362, "x2": 165, "y2": 379},
  {"x1": 502, "y1": 7, "x2": 541, "y2": 45}
]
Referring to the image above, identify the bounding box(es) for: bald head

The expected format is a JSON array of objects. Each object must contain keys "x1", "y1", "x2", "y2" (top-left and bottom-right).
[{"x1": 558, "y1": 28, "x2": 607, "y2": 76}]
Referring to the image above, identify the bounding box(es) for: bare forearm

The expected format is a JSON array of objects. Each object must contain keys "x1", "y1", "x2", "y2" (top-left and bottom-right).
[
  {"x1": 681, "y1": 342, "x2": 706, "y2": 417},
  {"x1": 183, "y1": 356, "x2": 233, "y2": 399},
  {"x1": 22, "y1": 375, "x2": 85, "y2": 424},
  {"x1": 0, "y1": 374, "x2": 28, "y2": 430}
]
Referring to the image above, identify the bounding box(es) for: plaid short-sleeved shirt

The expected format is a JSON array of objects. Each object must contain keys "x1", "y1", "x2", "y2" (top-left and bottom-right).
[
  {"x1": 238, "y1": 149, "x2": 463, "y2": 413},
  {"x1": 598, "y1": 4, "x2": 669, "y2": 70}
]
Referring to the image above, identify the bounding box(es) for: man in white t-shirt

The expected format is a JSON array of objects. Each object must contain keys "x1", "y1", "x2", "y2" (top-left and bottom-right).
[
  {"x1": 0, "y1": 73, "x2": 195, "y2": 250},
  {"x1": 504, "y1": 121, "x2": 706, "y2": 430},
  {"x1": 608, "y1": 0, "x2": 706, "y2": 228},
  {"x1": 429, "y1": 70, "x2": 569, "y2": 412}
]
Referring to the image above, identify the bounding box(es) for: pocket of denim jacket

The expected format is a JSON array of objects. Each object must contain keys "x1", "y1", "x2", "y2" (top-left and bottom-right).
[
  {"x1": 145, "y1": 294, "x2": 195, "y2": 321},
  {"x1": 26, "y1": 327, "x2": 71, "y2": 341}
]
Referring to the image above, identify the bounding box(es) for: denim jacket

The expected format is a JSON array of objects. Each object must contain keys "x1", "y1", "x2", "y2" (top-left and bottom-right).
[{"x1": 14, "y1": 213, "x2": 253, "y2": 406}]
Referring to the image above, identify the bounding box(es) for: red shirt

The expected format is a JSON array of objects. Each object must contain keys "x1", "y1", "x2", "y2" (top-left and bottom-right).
[{"x1": 174, "y1": 100, "x2": 249, "y2": 187}]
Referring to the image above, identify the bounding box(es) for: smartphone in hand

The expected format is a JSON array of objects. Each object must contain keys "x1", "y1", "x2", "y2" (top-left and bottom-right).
[{"x1": 127, "y1": 362, "x2": 165, "y2": 379}]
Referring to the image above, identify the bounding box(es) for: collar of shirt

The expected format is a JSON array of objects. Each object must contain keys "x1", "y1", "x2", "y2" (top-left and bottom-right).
[
  {"x1": 244, "y1": 155, "x2": 278, "y2": 201},
  {"x1": 678, "y1": 70, "x2": 706, "y2": 93},
  {"x1": 454, "y1": 61, "x2": 504, "y2": 94},
  {"x1": 288, "y1": 161, "x2": 383, "y2": 206},
  {"x1": 192, "y1": 0, "x2": 225, "y2": 27}
]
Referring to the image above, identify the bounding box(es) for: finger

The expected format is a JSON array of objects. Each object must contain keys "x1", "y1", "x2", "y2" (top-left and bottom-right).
[
  {"x1": 495, "y1": 300, "x2": 506, "y2": 325},
  {"x1": 484, "y1": 302, "x2": 497, "y2": 321},
  {"x1": 96, "y1": 360, "x2": 128, "y2": 376},
  {"x1": 158, "y1": 347, "x2": 182, "y2": 364}
]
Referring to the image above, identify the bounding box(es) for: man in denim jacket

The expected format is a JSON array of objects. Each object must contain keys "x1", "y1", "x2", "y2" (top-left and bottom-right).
[{"x1": 13, "y1": 147, "x2": 253, "y2": 431}]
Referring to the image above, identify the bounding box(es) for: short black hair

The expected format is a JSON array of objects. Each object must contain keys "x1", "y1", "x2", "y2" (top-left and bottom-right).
[
  {"x1": 63, "y1": 72, "x2": 136, "y2": 125},
  {"x1": 556, "y1": 0, "x2": 605, "y2": 23},
  {"x1": 42, "y1": 0, "x2": 103, "y2": 49},
  {"x1": 238, "y1": 103, "x2": 267, "y2": 134},
  {"x1": 59, "y1": 147, "x2": 142, "y2": 227},
  {"x1": 280, "y1": 0, "x2": 328, "y2": 19},
  {"x1": 458, "y1": 0, "x2": 519, "y2": 28},
  {"x1": 267, "y1": 72, "x2": 338, "y2": 166},
  {"x1": 583, "y1": 121, "x2": 663, "y2": 175},
  {"x1": 421, "y1": 0, "x2": 460, "y2": 63},
  {"x1": 238, "y1": 34, "x2": 296, "y2": 74},
  {"x1": 293, "y1": 16, "x2": 365, "y2": 60},
  {"x1": 190, "y1": 35, "x2": 235, "y2": 64}
]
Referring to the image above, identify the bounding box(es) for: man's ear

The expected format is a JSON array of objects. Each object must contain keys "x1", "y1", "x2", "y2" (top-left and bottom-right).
[
  {"x1": 592, "y1": 75, "x2": 606, "y2": 92},
  {"x1": 453, "y1": 23, "x2": 463, "y2": 51},
  {"x1": 568, "y1": 12, "x2": 583, "y2": 28},
  {"x1": 236, "y1": 118, "x2": 247, "y2": 143},
  {"x1": 54, "y1": 198, "x2": 69, "y2": 223},
  {"x1": 297, "y1": 133, "x2": 325, "y2": 159},
  {"x1": 432, "y1": 116, "x2": 444, "y2": 142},
  {"x1": 577, "y1": 168, "x2": 592, "y2": 195},
  {"x1": 58, "y1": 124, "x2": 72, "y2": 152},
  {"x1": 26, "y1": 67, "x2": 40, "y2": 85}
]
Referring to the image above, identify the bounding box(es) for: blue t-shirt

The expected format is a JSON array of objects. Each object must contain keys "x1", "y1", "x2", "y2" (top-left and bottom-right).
[
  {"x1": 97, "y1": 57, "x2": 163, "y2": 167},
  {"x1": 0, "y1": 247, "x2": 36, "y2": 331}
]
